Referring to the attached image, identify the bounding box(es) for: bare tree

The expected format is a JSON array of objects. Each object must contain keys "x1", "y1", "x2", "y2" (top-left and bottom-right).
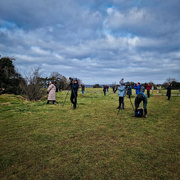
[{"x1": 21, "y1": 67, "x2": 46, "y2": 101}]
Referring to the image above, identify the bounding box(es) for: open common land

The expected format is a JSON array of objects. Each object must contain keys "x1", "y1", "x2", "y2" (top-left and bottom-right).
[{"x1": 0, "y1": 88, "x2": 180, "y2": 179}]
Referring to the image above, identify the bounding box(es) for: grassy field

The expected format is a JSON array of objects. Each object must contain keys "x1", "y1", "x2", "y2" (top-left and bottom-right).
[{"x1": 0, "y1": 88, "x2": 180, "y2": 180}]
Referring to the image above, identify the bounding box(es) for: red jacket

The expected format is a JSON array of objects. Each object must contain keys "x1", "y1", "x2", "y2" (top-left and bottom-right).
[{"x1": 146, "y1": 84, "x2": 151, "y2": 91}]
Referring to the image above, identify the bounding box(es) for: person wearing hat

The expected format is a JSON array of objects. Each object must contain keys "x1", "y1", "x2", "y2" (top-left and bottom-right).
[
  {"x1": 134, "y1": 92, "x2": 148, "y2": 118},
  {"x1": 70, "y1": 78, "x2": 79, "y2": 109},
  {"x1": 116, "y1": 83, "x2": 126, "y2": 109}
]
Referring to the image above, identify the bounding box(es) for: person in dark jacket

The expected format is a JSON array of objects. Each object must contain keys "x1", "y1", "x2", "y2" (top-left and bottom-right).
[
  {"x1": 112, "y1": 84, "x2": 116, "y2": 93},
  {"x1": 103, "y1": 85, "x2": 107, "y2": 96},
  {"x1": 70, "y1": 78, "x2": 79, "y2": 109},
  {"x1": 134, "y1": 92, "x2": 148, "y2": 118},
  {"x1": 127, "y1": 84, "x2": 132, "y2": 99},
  {"x1": 166, "y1": 83, "x2": 172, "y2": 100},
  {"x1": 117, "y1": 83, "x2": 126, "y2": 109},
  {"x1": 55, "y1": 82, "x2": 58, "y2": 92},
  {"x1": 146, "y1": 83, "x2": 151, "y2": 98},
  {"x1": 81, "y1": 83, "x2": 85, "y2": 94}
]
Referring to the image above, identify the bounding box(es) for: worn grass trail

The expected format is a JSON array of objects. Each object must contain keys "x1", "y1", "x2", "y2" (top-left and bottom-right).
[{"x1": 0, "y1": 88, "x2": 180, "y2": 179}]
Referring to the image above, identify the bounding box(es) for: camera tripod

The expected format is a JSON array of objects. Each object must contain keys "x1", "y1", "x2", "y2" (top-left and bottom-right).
[{"x1": 62, "y1": 83, "x2": 78, "y2": 108}]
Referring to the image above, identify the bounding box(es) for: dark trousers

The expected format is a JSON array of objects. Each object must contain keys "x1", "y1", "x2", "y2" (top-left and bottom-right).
[
  {"x1": 147, "y1": 90, "x2": 150, "y2": 98},
  {"x1": 118, "y1": 97, "x2": 124, "y2": 109},
  {"x1": 47, "y1": 100, "x2": 55, "y2": 104},
  {"x1": 70, "y1": 92, "x2": 77, "y2": 108},
  {"x1": 168, "y1": 95, "x2": 170, "y2": 100}
]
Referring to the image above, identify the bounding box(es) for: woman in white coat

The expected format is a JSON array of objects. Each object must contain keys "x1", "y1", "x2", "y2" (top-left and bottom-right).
[{"x1": 47, "y1": 81, "x2": 56, "y2": 104}]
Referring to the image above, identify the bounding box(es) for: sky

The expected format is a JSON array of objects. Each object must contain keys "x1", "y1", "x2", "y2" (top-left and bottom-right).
[{"x1": 0, "y1": 0, "x2": 180, "y2": 85}]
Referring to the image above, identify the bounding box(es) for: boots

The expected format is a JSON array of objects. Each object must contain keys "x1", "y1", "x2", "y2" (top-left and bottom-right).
[{"x1": 73, "y1": 104, "x2": 76, "y2": 110}]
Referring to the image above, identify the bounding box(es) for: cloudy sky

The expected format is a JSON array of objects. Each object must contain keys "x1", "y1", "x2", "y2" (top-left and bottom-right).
[{"x1": 0, "y1": 0, "x2": 180, "y2": 84}]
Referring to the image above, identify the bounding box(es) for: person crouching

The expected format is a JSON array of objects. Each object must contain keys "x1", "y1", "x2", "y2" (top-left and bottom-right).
[{"x1": 134, "y1": 92, "x2": 148, "y2": 118}]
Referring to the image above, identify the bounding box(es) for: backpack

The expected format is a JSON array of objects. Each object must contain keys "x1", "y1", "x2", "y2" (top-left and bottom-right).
[{"x1": 135, "y1": 108, "x2": 143, "y2": 117}]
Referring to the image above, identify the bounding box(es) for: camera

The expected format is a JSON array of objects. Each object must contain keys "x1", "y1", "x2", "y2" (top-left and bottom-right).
[{"x1": 69, "y1": 77, "x2": 73, "y2": 82}]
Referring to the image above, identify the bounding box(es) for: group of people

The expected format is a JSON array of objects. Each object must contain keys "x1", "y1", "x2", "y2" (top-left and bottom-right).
[
  {"x1": 46, "y1": 78, "x2": 172, "y2": 116},
  {"x1": 115, "y1": 80, "x2": 150, "y2": 118},
  {"x1": 115, "y1": 79, "x2": 172, "y2": 118},
  {"x1": 47, "y1": 79, "x2": 84, "y2": 110}
]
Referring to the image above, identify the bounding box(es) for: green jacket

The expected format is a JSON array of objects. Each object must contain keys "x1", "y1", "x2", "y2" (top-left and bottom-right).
[{"x1": 135, "y1": 92, "x2": 148, "y2": 109}]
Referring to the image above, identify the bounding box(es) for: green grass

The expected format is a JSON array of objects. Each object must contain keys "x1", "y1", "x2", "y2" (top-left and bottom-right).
[{"x1": 0, "y1": 88, "x2": 180, "y2": 180}]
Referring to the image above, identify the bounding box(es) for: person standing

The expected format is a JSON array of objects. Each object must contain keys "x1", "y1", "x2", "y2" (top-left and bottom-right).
[
  {"x1": 146, "y1": 83, "x2": 151, "y2": 98},
  {"x1": 166, "y1": 83, "x2": 172, "y2": 100},
  {"x1": 134, "y1": 82, "x2": 141, "y2": 95},
  {"x1": 127, "y1": 84, "x2": 132, "y2": 99},
  {"x1": 134, "y1": 92, "x2": 148, "y2": 118},
  {"x1": 112, "y1": 84, "x2": 116, "y2": 93},
  {"x1": 55, "y1": 82, "x2": 58, "y2": 92},
  {"x1": 106, "y1": 85, "x2": 109, "y2": 92},
  {"x1": 70, "y1": 78, "x2": 79, "y2": 109},
  {"x1": 47, "y1": 81, "x2": 56, "y2": 104},
  {"x1": 81, "y1": 83, "x2": 85, "y2": 94},
  {"x1": 116, "y1": 83, "x2": 126, "y2": 109},
  {"x1": 103, "y1": 85, "x2": 107, "y2": 96}
]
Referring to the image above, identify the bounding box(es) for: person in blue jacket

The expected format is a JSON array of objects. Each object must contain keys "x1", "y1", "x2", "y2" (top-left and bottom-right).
[
  {"x1": 134, "y1": 92, "x2": 148, "y2": 118},
  {"x1": 70, "y1": 78, "x2": 79, "y2": 110},
  {"x1": 116, "y1": 83, "x2": 126, "y2": 109},
  {"x1": 134, "y1": 82, "x2": 142, "y2": 95}
]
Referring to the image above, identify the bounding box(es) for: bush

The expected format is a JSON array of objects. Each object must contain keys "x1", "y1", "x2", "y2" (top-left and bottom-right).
[
  {"x1": 93, "y1": 84, "x2": 102, "y2": 88},
  {"x1": 20, "y1": 67, "x2": 46, "y2": 101}
]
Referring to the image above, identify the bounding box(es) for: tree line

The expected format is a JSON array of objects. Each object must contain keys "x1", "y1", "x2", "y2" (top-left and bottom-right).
[
  {"x1": 0, "y1": 57, "x2": 73, "y2": 100},
  {"x1": 0, "y1": 56, "x2": 180, "y2": 101}
]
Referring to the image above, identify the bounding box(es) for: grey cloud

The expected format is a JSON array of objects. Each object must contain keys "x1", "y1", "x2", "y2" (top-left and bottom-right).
[{"x1": 0, "y1": 0, "x2": 180, "y2": 84}]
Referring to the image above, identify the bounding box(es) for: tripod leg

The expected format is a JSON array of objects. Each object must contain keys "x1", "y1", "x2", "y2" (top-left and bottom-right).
[
  {"x1": 62, "y1": 88, "x2": 71, "y2": 107},
  {"x1": 120, "y1": 108, "x2": 123, "y2": 120},
  {"x1": 117, "y1": 108, "x2": 120, "y2": 116},
  {"x1": 129, "y1": 97, "x2": 134, "y2": 111}
]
